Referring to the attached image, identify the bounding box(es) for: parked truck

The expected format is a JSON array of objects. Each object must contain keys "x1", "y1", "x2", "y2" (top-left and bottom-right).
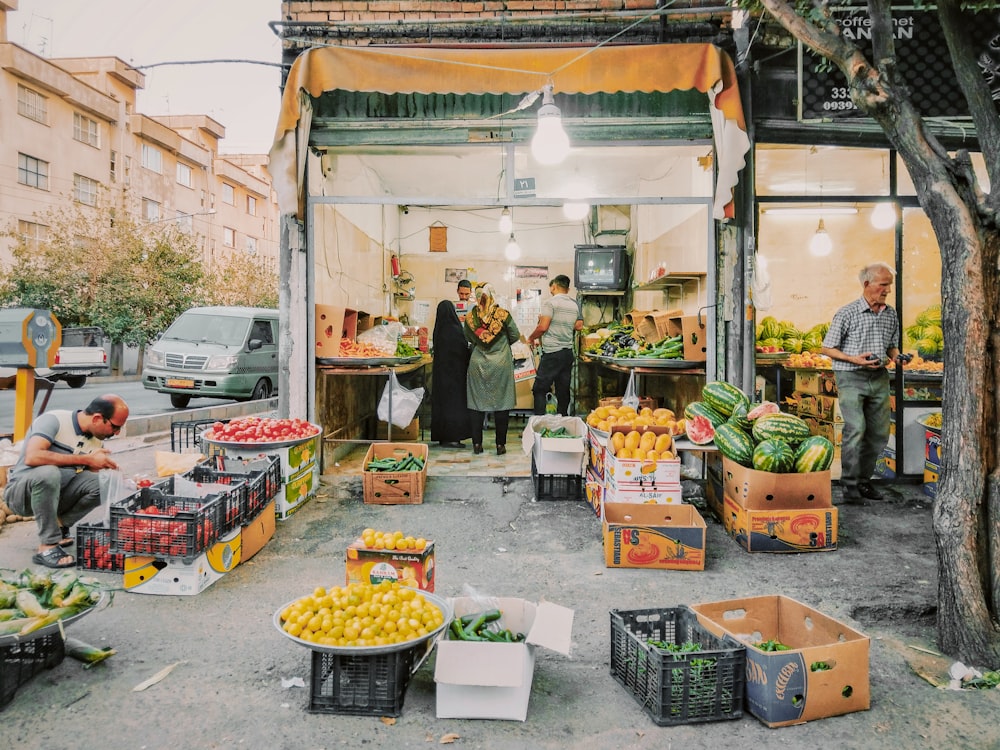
[{"x1": 48, "y1": 326, "x2": 110, "y2": 388}]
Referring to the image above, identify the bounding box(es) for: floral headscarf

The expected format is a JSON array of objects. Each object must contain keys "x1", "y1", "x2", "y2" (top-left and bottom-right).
[{"x1": 466, "y1": 283, "x2": 510, "y2": 345}]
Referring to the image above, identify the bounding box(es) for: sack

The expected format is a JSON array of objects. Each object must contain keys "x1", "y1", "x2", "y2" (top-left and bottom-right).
[
  {"x1": 621, "y1": 369, "x2": 640, "y2": 411},
  {"x1": 377, "y1": 370, "x2": 425, "y2": 429}
]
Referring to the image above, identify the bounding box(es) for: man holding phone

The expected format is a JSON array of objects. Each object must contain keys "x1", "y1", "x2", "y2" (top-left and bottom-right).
[{"x1": 822, "y1": 262, "x2": 909, "y2": 506}]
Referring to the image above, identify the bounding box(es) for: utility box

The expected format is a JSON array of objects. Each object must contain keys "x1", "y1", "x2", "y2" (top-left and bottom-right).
[{"x1": 0, "y1": 308, "x2": 61, "y2": 368}]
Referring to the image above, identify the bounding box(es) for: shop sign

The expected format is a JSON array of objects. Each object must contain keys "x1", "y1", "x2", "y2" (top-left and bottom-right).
[{"x1": 799, "y1": 9, "x2": 1000, "y2": 120}]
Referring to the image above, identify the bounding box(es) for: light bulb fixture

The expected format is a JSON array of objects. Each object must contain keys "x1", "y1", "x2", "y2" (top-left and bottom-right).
[
  {"x1": 562, "y1": 201, "x2": 590, "y2": 220},
  {"x1": 530, "y1": 84, "x2": 570, "y2": 166},
  {"x1": 871, "y1": 202, "x2": 897, "y2": 230},
  {"x1": 504, "y1": 233, "x2": 522, "y2": 261},
  {"x1": 809, "y1": 219, "x2": 833, "y2": 257},
  {"x1": 498, "y1": 207, "x2": 513, "y2": 234}
]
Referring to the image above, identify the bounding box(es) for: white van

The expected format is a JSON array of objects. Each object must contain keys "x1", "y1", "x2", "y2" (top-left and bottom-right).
[{"x1": 141, "y1": 306, "x2": 279, "y2": 408}]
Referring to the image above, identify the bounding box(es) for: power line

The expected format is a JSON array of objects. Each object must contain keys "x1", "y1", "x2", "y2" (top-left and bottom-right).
[{"x1": 132, "y1": 59, "x2": 286, "y2": 71}]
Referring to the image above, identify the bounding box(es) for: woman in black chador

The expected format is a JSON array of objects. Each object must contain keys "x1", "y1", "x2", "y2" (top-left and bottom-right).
[{"x1": 430, "y1": 300, "x2": 473, "y2": 447}]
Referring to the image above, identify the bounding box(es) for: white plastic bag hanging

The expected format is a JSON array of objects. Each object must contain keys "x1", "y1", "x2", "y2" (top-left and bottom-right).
[
  {"x1": 377, "y1": 370, "x2": 425, "y2": 428},
  {"x1": 621, "y1": 370, "x2": 640, "y2": 411}
]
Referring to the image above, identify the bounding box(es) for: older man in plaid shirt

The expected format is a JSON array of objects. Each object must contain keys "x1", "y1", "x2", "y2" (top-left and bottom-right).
[{"x1": 822, "y1": 262, "x2": 909, "y2": 505}]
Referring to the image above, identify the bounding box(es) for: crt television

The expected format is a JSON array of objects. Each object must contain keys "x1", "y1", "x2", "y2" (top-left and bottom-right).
[{"x1": 574, "y1": 245, "x2": 630, "y2": 292}]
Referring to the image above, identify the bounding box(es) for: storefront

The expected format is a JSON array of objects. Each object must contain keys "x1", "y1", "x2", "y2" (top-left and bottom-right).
[{"x1": 266, "y1": 43, "x2": 753, "y2": 455}]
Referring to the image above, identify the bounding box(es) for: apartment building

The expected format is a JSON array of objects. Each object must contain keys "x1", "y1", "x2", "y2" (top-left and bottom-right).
[{"x1": 0, "y1": 1, "x2": 277, "y2": 271}]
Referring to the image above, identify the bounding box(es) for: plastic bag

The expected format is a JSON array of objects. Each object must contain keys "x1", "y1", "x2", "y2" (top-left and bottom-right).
[
  {"x1": 377, "y1": 370, "x2": 424, "y2": 428},
  {"x1": 98, "y1": 469, "x2": 137, "y2": 525},
  {"x1": 358, "y1": 321, "x2": 405, "y2": 356},
  {"x1": 621, "y1": 369, "x2": 639, "y2": 410}
]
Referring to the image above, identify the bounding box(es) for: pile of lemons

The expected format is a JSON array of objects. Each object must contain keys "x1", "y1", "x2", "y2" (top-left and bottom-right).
[
  {"x1": 359, "y1": 528, "x2": 428, "y2": 551},
  {"x1": 279, "y1": 580, "x2": 445, "y2": 647}
]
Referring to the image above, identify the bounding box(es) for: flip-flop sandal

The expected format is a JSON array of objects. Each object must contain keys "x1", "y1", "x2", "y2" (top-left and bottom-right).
[
  {"x1": 32, "y1": 545, "x2": 76, "y2": 569},
  {"x1": 60, "y1": 525, "x2": 74, "y2": 547}
]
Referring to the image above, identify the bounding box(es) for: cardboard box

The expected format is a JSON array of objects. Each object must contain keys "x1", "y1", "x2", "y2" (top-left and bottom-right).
[
  {"x1": 240, "y1": 499, "x2": 275, "y2": 562},
  {"x1": 588, "y1": 427, "x2": 608, "y2": 482},
  {"x1": 205, "y1": 431, "x2": 321, "y2": 482},
  {"x1": 362, "y1": 443, "x2": 428, "y2": 504},
  {"x1": 606, "y1": 447, "x2": 681, "y2": 487},
  {"x1": 585, "y1": 479, "x2": 603, "y2": 518},
  {"x1": 523, "y1": 416, "x2": 587, "y2": 476},
  {"x1": 602, "y1": 503, "x2": 706, "y2": 570},
  {"x1": 876, "y1": 447, "x2": 897, "y2": 479},
  {"x1": 515, "y1": 375, "x2": 535, "y2": 411},
  {"x1": 925, "y1": 427, "x2": 942, "y2": 468},
  {"x1": 722, "y1": 495, "x2": 838, "y2": 553},
  {"x1": 603, "y1": 479, "x2": 684, "y2": 506},
  {"x1": 376, "y1": 417, "x2": 420, "y2": 442},
  {"x1": 923, "y1": 463, "x2": 939, "y2": 498},
  {"x1": 124, "y1": 528, "x2": 241, "y2": 596},
  {"x1": 793, "y1": 369, "x2": 837, "y2": 396},
  {"x1": 721, "y1": 457, "x2": 832, "y2": 509},
  {"x1": 276, "y1": 463, "x2": 318, "y2": 520},
  {"x1": 689, "y1": 595, "x2": 870, "y2": 727},
  {"x1": 805, "y1": 417, "x2": 844, "y2": 448},
  {"x1": 637, "y1": 309, "x2": 683, "y2": 343},
  {"x1": 666, "y1": 315, "x2": 707, "y2": 361},
  {"x1": 598, "y1": 396, "x2": 659, "y2": 411},
  {"x1": 434, "y1": 597, "x2": 574, "y2": 721},
  {"x1": 315, "y1": 304, "x2": 358, "y2": 357},
  {"x1": 345, "y1": 540, "x2": 435, "y2": 592}
]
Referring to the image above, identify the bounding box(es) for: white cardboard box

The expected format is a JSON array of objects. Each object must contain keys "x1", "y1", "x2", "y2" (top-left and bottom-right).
[
  {"x1": 123, "y1": 528, "x2": 241, "y2": 596},
  {"x1": 434, "y1": 596, "x2": 574, "y2": 721},
  {"x1": 521, "y1": 416, "x2": 587, "y2": 476}
]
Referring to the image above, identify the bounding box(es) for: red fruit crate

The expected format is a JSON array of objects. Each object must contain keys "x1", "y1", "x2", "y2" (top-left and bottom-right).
[
  {"x1": 109, "y1": 487, "x2": 223, "y2": 560},
  {"x1": 76, "y1": 521, "x2": 125, "y2": 573},
  {"x1": 1, "y1": 632, "x2": 66, "y2": 710},
  {"x1": 188, "y1": 454, "x2": 281, "y2": 523}
]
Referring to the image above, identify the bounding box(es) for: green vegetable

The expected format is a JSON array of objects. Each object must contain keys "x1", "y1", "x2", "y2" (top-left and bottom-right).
[
  {"x1": 65, "y1": 637, "x2": 117, "y2": 668},
  {"x1": 810, "y1": 661, "x2": 832, "y2": 671},
  {"x1": 755, "y1": 639, "x2": 791, "y2": 652}
]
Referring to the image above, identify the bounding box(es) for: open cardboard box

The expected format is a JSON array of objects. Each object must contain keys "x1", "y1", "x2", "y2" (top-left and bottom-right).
[
  {"x1": 722, "y1": 457, "x2": 832, "y2": 510},
  {"x1": 521, "y1": 416, "x2": 587, "y2": 476},
  {"x1": 434, "y1": 596, "x2": 574, "y2": 721},
  {"x1": 688, "y1": 595, "x2": 870, "y2": 727}
]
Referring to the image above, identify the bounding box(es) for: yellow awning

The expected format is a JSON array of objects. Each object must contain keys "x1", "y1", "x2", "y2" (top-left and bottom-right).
[{"x1": 268, "y1": 43, "x2": 749, "y2": 220}]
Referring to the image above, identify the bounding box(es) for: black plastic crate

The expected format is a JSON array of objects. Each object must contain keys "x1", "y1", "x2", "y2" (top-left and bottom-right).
[
  {"x1": 1, "y1": 633, "x2": 66, "y2": 710},
  {"x1": 171, "y1": 468, "x2": 247, "y2": 533},
  {"x1": 197, "y1": 454, "x2": 281, "y2": 522},
  {"x1": 170, "y1": 418, "x2": 229, "y2": 453},
  {"x1": 76, "y1": 521, "x2": 125, "y2": 573},
  {"x1": 531, "y1": 458, "x2": 584, "y2": 501},
  {"x1": 109, "y1": 487, "x2": 223, "y2": 560},
  {"x1": 308, "y1": 640, "x2": 429, "y2": 716},
  {"x1": 609, "y1": 607, "x2": 745, "y2": 726}
]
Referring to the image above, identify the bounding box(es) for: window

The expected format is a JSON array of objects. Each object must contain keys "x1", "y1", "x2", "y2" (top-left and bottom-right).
[
  {"x1": 17, "y1": 84, "x2": 47, "y2": 123},
  {"x1": 142, "y1": 198, "x2": 161, "y2": 222},
  {"x1": 17, "y1": 220, "x2": 48, "y2": 251},
  {"x1": 18, "y1": 153, "x2": 49, "y2": 190},
  {"x1": 74, "y1": 174, "x2": 99, "y2": 206},
  {"x1": 222, "y1": 183, "x2": 235, "y2": 205},
  {"x1": 250, "y1": 319, "x2": 274, "y2": 345},
  {"x1": 245, "y1": 236, "x2": 258, "y2": 255},
  {"x1": 124, "y1": 156, "x2": 132, "y2": 186},
  {"x1": 223, "y1": 227, "x2": 235, "y2": 247},
  {"x1": 110, "y1": 151, "x2": 117, "y2": 183},
  {"x1": 246, "y1": 195, "x2": 257, "y2": 216},
  {"x1": 141, "y1": 144, "x2": 162, "y2": 173},
  {"x1": 73, "y1": 113, "x2": 100, "y2": 147},
  {"x1": 176, "y1": 162, "x2": 192, "y2": 188}
]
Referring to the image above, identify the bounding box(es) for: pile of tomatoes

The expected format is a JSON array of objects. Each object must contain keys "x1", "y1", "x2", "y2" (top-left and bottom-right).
[{"x1": 206, "y1": 417, "x2": 319, "y2": 444}]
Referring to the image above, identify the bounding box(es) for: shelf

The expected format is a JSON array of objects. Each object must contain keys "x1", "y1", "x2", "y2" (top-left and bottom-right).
[{"x1": 633, "y1": 272, "x2": 706, "y2": 292}]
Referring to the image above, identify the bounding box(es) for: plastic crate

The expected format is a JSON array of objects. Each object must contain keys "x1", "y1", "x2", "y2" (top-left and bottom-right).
[
  {"x1": 76, "y1": 521, "x2": 125, "y2": 573},
  {"x1": 170, "y1": 418, "x2": 229, "y2": 453},
  {"x1": 531, "y1": 458, "x2": 584, "y2": 501},
  {"x1": 176, "y1": 467, "x2": 248, "y2": 533},
  {"x1": 609, "y1": 607, "x2": 745, "y2": 726},
  {"x1": 1, "y1": 633, "x2": 66, "y2": 710},
  {"x1": 109, "y1": 487, "x2": 223, "y2": 560},
  {"x1": 308, "y1": 640, "x2": 430, "y2": 716},
  {"x1": 196, "y1": 454, "x2": 281, "y2": 522}
]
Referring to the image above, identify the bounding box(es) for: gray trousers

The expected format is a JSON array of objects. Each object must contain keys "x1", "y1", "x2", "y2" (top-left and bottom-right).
[
  {"x1": 3, "y1": 465, "x2": 101, "y2": 546},
  {"x1": 834, "y1": 368, "x2": 892, "y2": 493}
]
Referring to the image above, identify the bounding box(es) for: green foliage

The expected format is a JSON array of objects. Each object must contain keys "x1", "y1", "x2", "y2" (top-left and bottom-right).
[
  {"x1": 0, "y1": 191, "x2": 208, "y2": 346},
  {"x1": 204, "y1": 252, "x2": 279, "y2": 309}
]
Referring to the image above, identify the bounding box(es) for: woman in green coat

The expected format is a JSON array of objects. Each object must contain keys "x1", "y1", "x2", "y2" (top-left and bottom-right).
[{"x1": 464, "y1": 284, "x2": 520, "y2": 455}]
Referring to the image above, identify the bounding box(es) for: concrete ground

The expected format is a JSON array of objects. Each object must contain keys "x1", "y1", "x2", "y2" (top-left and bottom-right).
[{"x1": 0, "y1": 419, "x2": 997, "y2": 749}]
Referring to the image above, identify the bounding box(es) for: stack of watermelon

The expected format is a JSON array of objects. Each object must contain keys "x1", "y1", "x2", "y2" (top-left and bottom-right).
[{"x1": 684, "y1": 381, "x2": 835, "y2": 473}]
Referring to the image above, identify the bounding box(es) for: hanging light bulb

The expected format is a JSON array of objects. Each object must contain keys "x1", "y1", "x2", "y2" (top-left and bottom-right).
[
  {"x1": 871, "y1": 202, "x2": 897, "y2": 230},
  {"x1": 562, "y1": 201, "x2": 590, "y2": 220},
  {"x1": 498, "y1": 207, "x2": 513, "y2": 234},
  {"x1": 809, "y1": 218, "x2": 833, "y2": 257},
  {"x1": 504, "y1": 233, "x2": 522, "y2": 261},
  {"x1": 530, "y1": 85, "x2": 570, "y2": 165}
]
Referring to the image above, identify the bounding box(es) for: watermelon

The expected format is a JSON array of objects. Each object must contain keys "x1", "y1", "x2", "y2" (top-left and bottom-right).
[
  {"x1": 727, "y1": 400, "x2": 753, "y2": 433},
  {"x1": 794, "y1": 435, "x2": 835, "y2": 473},
  {"x1": 714, "y1": 423, "x2": 755, "y2": 467},
  {"x1": 684, "y1": 401, "x2": 728, "y2": 429},
  {"x1": 746, "y1": 401, "x2": 780, "y2": 420},
  {"x1": 756, "y1": 316, "x2": 782, "y2": 341},
  {"x1": 701, "y1": 381, "x2": 750, "y2": 418},
  {"x1": 752, "y1": 438, "x2": 795, "y2": 473},
  {"x1": 685, "y1": 415, "x2": 716, "y2": 446},
  {"x1": 751, "y1": 412, "x2": 811, "y2": 446}
]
